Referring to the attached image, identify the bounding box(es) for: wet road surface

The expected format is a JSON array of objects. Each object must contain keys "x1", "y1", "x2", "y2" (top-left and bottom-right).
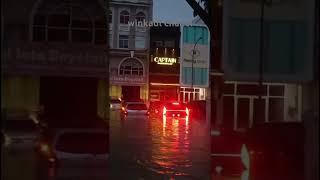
[{"x1": 109, "y1": 111, "x2": 211, "y2": 180}]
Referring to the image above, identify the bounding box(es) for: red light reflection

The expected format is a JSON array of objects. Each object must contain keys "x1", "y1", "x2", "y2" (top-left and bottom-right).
[{"x1": 151, "y1": 114, "x2": 191, "y2": 175}]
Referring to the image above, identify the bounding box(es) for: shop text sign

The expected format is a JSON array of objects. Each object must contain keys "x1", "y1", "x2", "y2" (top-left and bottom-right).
[
  {"x1": 110, "y1": 75, "x2": 146, "y2": 85},
  {"x1": 153, "y1": 57, "x2": 177, "y2": 65},
  {"x1": 4, "y1": 46, "x2": 106, "y2": 66}
]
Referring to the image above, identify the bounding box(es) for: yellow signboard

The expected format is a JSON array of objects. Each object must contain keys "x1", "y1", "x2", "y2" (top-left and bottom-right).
[{"x1": 153, "y1": 57, "x2": 177, "y2": 65}]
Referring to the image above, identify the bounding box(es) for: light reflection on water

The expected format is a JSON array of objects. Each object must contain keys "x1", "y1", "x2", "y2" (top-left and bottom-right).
[
  {"x1": 110, "y1": 111, "x2": 210, "y2": 178},
  {"x1": 146, "y1": 115, "x2": 192, "y2": 176}
]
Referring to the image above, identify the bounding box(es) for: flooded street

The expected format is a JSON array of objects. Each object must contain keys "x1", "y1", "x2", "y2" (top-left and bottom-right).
[{"x1": 109, "y1": 110, "x2": 211, "y2": 180}]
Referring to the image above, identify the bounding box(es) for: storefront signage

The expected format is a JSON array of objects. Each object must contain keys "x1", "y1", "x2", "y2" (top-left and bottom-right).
[
  {"x1": 2, "y1": 43, "x2": 108, "y2": 77},
  {"x1": 110, "y1": 75, "x2": 146, "y2": 85},
  {"x1": 153, "y1": 57, "x2": 177, "y2": 65},
  {"x1": 4, "y1": 47, "x2": 105, "y2": 66},
  {"x1": 180, "y1": 25, "x2": 210, "y2": 88}
]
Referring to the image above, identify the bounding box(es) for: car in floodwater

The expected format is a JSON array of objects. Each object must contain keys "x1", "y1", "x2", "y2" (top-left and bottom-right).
[{"x1": 35, "y1": 128, "x2": 109, "y2": 180}]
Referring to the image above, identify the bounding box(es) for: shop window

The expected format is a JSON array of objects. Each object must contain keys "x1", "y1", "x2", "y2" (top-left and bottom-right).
[
  {"x1": 237, "y1": 84, "x2": 267, "y2": 96},
  {"x1": 223, "y1": 83, "x2": 235, "y2": 95},
  {"x1": 253, "y1": 98, "x2": 266, "y2": 124},
  {"x1": 223, "y1": 96, "x2": 234, "y2": 129},
  {"x1": 269, "y1": 98, "x2": 284, "y2": 122},
  {"x1": 237, "y1": 98, "x2": 250, "y2": 129},
  {"x1": 269, "y1": 85, "x2": 285, "y2": 96}
]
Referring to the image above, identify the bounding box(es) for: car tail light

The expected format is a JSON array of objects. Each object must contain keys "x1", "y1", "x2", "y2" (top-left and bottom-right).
[{"x1": 241, "y1": 144, "x2": 250, "y2": 170}]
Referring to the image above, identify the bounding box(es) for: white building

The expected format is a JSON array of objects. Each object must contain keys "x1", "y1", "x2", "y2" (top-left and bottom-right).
[{"x1": 108, "y1": 0, "x2": 153, "y2": 101}]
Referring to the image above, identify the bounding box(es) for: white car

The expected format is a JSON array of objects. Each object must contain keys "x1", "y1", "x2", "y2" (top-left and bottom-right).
[
  {"x1": 110, "y1": 98, "x2": 121, "y2": 110},
  {"x1": 122, "y1": 103, "x2": 149, "y2": 115},
  {"x1": 35, "y1": 128, "x2": 109, "y2": 180}
]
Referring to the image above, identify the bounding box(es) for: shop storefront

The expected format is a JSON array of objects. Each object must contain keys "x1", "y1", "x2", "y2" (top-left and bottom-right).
[
  {"x1": 149, "y1": 24, "x2": 181, "y2": 102},
  {"x1": 109, "y1": 50, "x2": 148, "y2": 101}
]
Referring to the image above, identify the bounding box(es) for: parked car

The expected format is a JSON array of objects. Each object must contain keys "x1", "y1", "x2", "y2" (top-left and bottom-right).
[
  {"x1": 121, "y1": 102, "x2": 149, "y2": 116},
  {"x1": 120, "y1": 99, "x2": 144, "y2": 112},
  {"x1": 35, "y1": 128, "x2": 109, "y2": 180},
  {"x1": 3, "y1": 118, "x2": 41, "y2": 150},
  {"x1": 110, "y1": 98, "x2": 121, "y2": 110},
  {"x1": 240, "y1": 122, "x2": 304, "y2": 180}
]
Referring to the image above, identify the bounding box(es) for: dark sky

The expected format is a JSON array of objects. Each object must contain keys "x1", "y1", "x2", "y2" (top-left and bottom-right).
[{"x1": 153, "y1": 0, "x2": 194, "y2": 23}]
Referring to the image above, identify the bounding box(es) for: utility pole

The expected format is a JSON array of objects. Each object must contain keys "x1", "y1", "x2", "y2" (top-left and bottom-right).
[
  {"x1": 257, "y1": 0, "x2": 266, "y2": 125},
  {"x1": 191, "y1": 37, "x2": 203, "y2": 89},
  {"x1": 210, "y1": 0, "x2": 223, "y2": 128}
]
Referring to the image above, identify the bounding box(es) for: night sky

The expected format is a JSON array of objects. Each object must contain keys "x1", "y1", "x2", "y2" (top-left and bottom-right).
[{"x1": 153, "y1": 0, "x2": 195, "y2": 23}]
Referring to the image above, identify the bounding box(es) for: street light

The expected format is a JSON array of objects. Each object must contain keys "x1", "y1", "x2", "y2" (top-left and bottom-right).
[{"x1": 191, "y1": 37, "x2": 203, "y2": 89}]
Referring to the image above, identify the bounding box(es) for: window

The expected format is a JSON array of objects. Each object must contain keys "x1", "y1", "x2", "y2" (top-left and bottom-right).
[
  {"x1": 108, "y1": 10, "x2": 112, "y2": 23},
  {"x1": 119, "y1": 58, "x2": 143, "y2": 76},
  {"x1": 120, "y1": 10, "x2": 130, "y2": 24},
  {"x1": 32, "y1": 3, "x2": 107, "y2": 44},
  {"x1": 153, "y1": 40, "x2": 163, "y2": 47},
  {"x1": 95, "y1": 17, "x2": 108, "y2": 44},
  {"x1": 135, "y1": 36, "x2": 145, "y2": 49},
  {"x1": 119, "y1": 35, "x2": 129, "y2": 48},
  {"x1": 108, "y1": 34, "x2": 113, "y2": 48},
  {"x1": 135, "y1": 12, "x2": 145, "y2": 23},
  {"x1": 223, "y1": 82, "x2": 287, "y2": 130},
  {"x1": 164, "y1": 40, "x2": 175, "y2": 48}
]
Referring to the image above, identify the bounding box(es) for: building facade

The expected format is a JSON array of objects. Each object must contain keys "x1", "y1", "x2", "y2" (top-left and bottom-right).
[
  {"x1": 220, "y1": 0, "x2": 317, "y2": 130},
  {"x1": 149, "y1": 24, "x2": 180, "y2": 102},
  {"x1": 108, "y1": 0, "x2": 152, "y2": 101},
  {"x1": 2, "y1": 0, "x2": 109, "y2": 121}
]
